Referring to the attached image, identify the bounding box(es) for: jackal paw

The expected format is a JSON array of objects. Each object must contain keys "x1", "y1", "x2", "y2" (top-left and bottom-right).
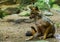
[
  {"x1": 25, "y1": 38, "x2": 30, "y2": 41},
  {"x1": 39, "y1": 36, "x2": 44, "y2": 39}
]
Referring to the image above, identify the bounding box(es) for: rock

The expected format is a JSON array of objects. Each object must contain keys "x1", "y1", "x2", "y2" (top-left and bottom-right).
[
  {"x1": 0, "y1": 0, "x2": 16, "y2": 5},
  {"x1": 3, "y1": 14, "x2": 30, "y2": 23},
  {"x1": 3, "y1": 14, "x2": 19, "y2": 21},
  {"x1": 5, "y1": 35, "x2": 9, "y2": 39},
  {"x1": 43, "y1": 10, "x2": 53, "y2": 16},
  {"x1": 14, "y1": 19, "x2": 24, "y2": 24},
  {"x1": 23, "y1": 5, "x2": 32, "y2": 11},
  {"x1": 24, "y1": 19, "x2": 33, "y2": 23},
  {"x1": 19, "y1": 11, "x2": 30, "y2": 16},
  {"x1": 52, "y1": 8, "x2": 60, "y2": 15},
  {"x1": 4, "y1": 7, "x2": 20, "y2": 15},
  {"x1": 54, "y1": 34, "x2": 60, "y2": 40}
]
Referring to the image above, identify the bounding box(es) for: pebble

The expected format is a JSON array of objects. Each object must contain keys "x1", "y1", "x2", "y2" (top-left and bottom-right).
[{"x1": 54, "y1": 34, "x2": 60, "y2": 40}]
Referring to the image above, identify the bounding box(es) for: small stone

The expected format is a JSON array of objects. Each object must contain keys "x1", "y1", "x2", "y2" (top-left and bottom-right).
[
  {"x1": 5, "y1": 35, "x2": 9, "y2": 39},
  {"x1": 20, "y1": 37, "x2": 23, "y2": 38},
  {"x1": 24, "y1": 19, "x2": 33, "y2": 23}
]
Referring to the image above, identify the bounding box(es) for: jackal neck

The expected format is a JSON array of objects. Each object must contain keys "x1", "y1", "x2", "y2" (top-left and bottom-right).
[
  {"x1": 34, "y1": 14, "x2": 42, "y2": 20},
  {"x1": 34, "y1": 14, "x2": 43, "y2": 24}
]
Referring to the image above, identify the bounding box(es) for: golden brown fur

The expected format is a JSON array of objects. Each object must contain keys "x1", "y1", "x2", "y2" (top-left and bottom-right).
[{"x1": 26, "y1": 6, "x2": 55, "y2": 40}]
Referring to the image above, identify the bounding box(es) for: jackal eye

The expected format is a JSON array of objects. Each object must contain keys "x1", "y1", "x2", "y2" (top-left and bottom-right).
[{"x1": 31, "y1": 12, "x2": 35, "y2": 14}]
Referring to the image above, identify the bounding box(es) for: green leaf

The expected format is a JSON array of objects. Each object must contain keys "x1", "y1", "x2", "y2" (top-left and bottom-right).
[{"x1": 34, "y1": 0, "x2": 49, "y2": 10}]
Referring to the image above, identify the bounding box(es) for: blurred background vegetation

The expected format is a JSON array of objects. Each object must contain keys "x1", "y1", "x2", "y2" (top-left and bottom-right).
[{"x1": 0, "y1": 0, "x2": 60, "y2": 18}]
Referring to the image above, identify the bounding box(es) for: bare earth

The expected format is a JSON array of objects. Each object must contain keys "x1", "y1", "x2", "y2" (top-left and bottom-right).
[{"x1": 0, "y1": 14, "x2": 60, "y2": 42}]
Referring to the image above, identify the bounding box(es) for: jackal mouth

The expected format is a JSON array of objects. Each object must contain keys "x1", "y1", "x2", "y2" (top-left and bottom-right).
[
  {"x1": 29, "y1": 16, "x2": 35, "y2": 19},
  {"x1": 29, "y1": 14, "x2": 36, "y2": 19}
]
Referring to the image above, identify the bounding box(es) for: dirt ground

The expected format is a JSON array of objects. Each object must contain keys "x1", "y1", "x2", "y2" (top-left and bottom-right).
[{"x1": 0, "y1": 13, "x2": 60, "y2": 42}]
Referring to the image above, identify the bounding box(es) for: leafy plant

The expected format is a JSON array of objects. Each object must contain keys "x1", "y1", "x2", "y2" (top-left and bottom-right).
[
  {"x1": 34, "y1": 0, "x2": 56, "y2": 10},
  {"x1": 34, "y1": 0, "x2": 50, "y2": 10},
  {"x1": 20, "y1": 0, "x2": 36, "y2": 5},
  {"x1": 0, "y1": 9, "x2": 4, "y2": 19},
  {"x1": 49, "y1": 0, "x2": 55, "y2": 8},
  {"x1": 0, "y1": 9, "x2": 9, "y2": 19}
]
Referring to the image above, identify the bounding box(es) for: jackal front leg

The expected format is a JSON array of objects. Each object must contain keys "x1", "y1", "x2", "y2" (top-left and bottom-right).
[{"x1": 43, "y1": 25, "x2": 52, "y2": 39}]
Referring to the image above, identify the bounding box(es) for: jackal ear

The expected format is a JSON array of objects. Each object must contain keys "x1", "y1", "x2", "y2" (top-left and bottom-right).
[
  {"x1": 31, "y1": 26, "x2": 37, "y2": 32},
  {"x1": 29, "y1": 6, "x2": 33, "y2": 10},
  {"x1": 29, "y1": 6, "x2": 36, "y2": 10}
]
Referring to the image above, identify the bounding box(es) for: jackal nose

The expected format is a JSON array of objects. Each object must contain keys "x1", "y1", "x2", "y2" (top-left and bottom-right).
[{"x1": 29, "y1": 17, "x2": 32, "y2": 19}]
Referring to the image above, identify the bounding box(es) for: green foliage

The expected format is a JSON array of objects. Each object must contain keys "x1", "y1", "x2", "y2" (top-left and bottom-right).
[
  {"x1": 34, "y1": 0, "x2": 49, "y2": 10},
  {"x1": 49, "y1": 0, "x2": 55, "y2": 3},
  {"x1": 34, "y1": 0, "x2": 56, "y2": 10},
  {"x1": 0, "y1": 9, "x2": 9, "y2": 19},
  {"x1": 0, "y1": 9, "x2": 4, "y2": 19},
  {"x1": 19, "y1": 0, "x2": 56, "y2": 10},
  {"x1": 49, "y1": 0, "x2": 55, "y2": 8},
  {"x1": 18, "y1": 0, "x2": 37, "y2": 10},
  {"x1": 18, "y1": 5, "x2": 25, "y2": 11},
  {"x1": 52, "y1": 4, "x2": 60, "y2": 10},
  {"x1": 20, "y1": 0, "x2": 31, "y2": 5}
]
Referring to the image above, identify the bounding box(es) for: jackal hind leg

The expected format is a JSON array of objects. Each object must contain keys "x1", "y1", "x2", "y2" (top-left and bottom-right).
[{"x1": 47, "y1": 33, "x2": 54, "y2": 38}]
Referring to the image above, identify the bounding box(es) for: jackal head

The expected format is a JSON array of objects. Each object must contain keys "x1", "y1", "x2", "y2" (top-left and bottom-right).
[{"x1": 29, "y1": 6, "x2": 39, "y2": 19}]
